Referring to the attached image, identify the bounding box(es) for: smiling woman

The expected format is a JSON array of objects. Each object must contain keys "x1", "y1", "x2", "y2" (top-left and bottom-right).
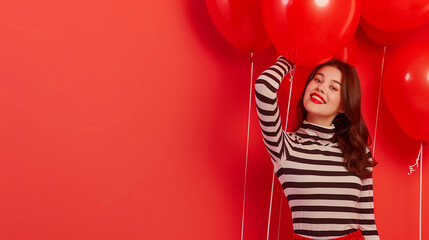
[{"x1": 254, "y1": 56, "x2": 379, "y2": 240}]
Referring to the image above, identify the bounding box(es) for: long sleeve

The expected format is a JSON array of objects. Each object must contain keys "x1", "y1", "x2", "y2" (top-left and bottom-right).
[
  {"x1": 254, "y1": 56, "x2": 293, "y2": 164},
  {"x1": 358, "y1": 153, "x2": 380, "y2": 239}
]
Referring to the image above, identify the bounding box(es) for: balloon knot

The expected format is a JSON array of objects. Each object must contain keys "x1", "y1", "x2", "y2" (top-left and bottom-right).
[{"x1": 249, "y1": 52, "x2": 254, "y2": 62}]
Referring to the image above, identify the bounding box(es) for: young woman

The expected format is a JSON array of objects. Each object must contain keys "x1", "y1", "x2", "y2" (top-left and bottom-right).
[{"x1": 255, "y1": 56, "x2": 379, "y2": 240}]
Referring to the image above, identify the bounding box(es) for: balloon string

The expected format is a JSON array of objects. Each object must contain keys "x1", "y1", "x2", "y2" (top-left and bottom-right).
[
  {"x1": 409, "y1": 142, "x2": 424, "y2": 240},
  {"x1": 408, "y1": 142, "x2": 424, "y2": 240},
  {"x1": 420, "y1": 141, "x2": 423, "y2": 240},
  {"x1": 408, "y1": 143, "x2": 423, "y2": 175},
  {"x1": 277, "y1": 195, "x2": 283, "y2": 240},
  {"x1": 284, "y1": 66, "x2": 295, "y2": 132},
  {"x1": 267, "y1": 171, "x2": 275, "y2": 240},
  {"x1": 372, "y1": 45, "x2": 387, "y2": 157},
  {"x1": 267, "y1": 65, "x2": 295, "y2": 240},
  {"x1": 241, "y1": 51, "x2": 254, "y2": 240}
]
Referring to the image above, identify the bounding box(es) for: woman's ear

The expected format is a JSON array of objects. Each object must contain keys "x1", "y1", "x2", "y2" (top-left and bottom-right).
[{"x1": 339, "y1": 106, "x2": 345, "y2": 114}]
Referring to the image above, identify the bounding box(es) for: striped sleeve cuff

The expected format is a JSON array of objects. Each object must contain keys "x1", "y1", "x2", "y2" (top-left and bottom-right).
[{"x1": 277, "y1": 56, "x2": 294, "y2": 72}]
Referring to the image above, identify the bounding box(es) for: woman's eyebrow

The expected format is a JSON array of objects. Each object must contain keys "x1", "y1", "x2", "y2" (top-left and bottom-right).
[{"x1": 332, "y1": 80, "x2": 342, "y2": 85}]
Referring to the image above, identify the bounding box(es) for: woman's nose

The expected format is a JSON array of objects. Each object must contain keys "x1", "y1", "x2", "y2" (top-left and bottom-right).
[{"x1": 316, "y1": 85, "x2": 324, "y2": 94}]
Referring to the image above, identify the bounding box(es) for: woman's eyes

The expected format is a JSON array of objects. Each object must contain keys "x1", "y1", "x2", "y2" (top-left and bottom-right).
[{"x1": 313, "y1": 78, "x2": 339, "y2": 91}]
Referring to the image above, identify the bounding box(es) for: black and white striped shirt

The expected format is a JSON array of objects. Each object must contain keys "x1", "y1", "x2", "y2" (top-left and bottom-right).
[{"x1": 255, "y1": 57, "x2": 379, "y2": 240}]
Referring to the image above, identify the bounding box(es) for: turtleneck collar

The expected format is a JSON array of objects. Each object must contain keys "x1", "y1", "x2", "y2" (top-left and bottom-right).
[{"x1": 296, "y1": 120, "x2": 336, "y2": 144}]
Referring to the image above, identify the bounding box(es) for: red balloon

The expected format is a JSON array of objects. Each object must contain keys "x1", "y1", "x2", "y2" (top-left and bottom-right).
[
  {"x1": 205, "y1": 0, "x2": 271, "y2": 52},
  {"x1": 360, "y1": 18, "x2": 429, "y2": 46},
  {"x1": 262, "y1": 0, "x2": 361, "y2": 66},
  {"x1": 383, "y1": 42, "x2": 429, "y2": 140},
  {"x1": 362, "y1": 0, "x2": 429, "y2": 31},
  {"x1": 335, "y1": 37, "x2": 359, "y2": 66}
]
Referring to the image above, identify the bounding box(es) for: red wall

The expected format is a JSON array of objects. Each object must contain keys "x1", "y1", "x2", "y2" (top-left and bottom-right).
[{"x1": 0, "y1": 1, "x2": 427, "y2": 239}]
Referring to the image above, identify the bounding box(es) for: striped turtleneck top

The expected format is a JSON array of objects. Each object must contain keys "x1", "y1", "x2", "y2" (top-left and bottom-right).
[{"x1": 254, "y1": 57, "x2": 379, "y2": 240}]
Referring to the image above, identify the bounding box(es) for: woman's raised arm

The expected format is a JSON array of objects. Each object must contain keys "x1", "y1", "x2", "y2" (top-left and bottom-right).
[{"x1": 254, "y1": 56, "x2": 293, "y2": 164}]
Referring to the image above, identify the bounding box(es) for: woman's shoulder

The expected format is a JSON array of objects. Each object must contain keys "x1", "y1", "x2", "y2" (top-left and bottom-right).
[
  {"x1": 284, "y1": 131, "x2": 302, "y2": 142},
  {"x1": 285, "y1": 131, "x2": 296, "y2": 137}
]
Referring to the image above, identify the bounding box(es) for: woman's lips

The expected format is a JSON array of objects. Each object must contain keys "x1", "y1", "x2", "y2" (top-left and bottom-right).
[{"x1": 310, "y1": 93, "x2": 326, "y2": 104}]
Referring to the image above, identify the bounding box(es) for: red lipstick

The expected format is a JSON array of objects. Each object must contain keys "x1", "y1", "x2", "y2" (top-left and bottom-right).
[{"x1": 310, "y1": 93, "x2": 326, "y2": 104}]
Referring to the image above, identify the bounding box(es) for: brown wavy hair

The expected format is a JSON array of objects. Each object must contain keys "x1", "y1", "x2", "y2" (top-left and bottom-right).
[{"x1": 294, "y1": 59, "x2": 377, "y2": 179}]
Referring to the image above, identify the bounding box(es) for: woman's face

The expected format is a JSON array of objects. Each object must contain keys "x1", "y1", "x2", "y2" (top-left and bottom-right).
[{"x1": 303, "y1": 65, "x2": 343, "y2": 126}]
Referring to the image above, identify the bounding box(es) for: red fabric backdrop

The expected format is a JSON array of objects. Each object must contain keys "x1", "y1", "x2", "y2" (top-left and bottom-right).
[{"x1": 0, "y1": 1, "x2": 427, "y2": 239}]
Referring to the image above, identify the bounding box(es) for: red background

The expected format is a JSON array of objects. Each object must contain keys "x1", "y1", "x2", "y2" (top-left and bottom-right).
[{"x1": 0, "y1": 1, "x2": 427, "y2": 239}]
